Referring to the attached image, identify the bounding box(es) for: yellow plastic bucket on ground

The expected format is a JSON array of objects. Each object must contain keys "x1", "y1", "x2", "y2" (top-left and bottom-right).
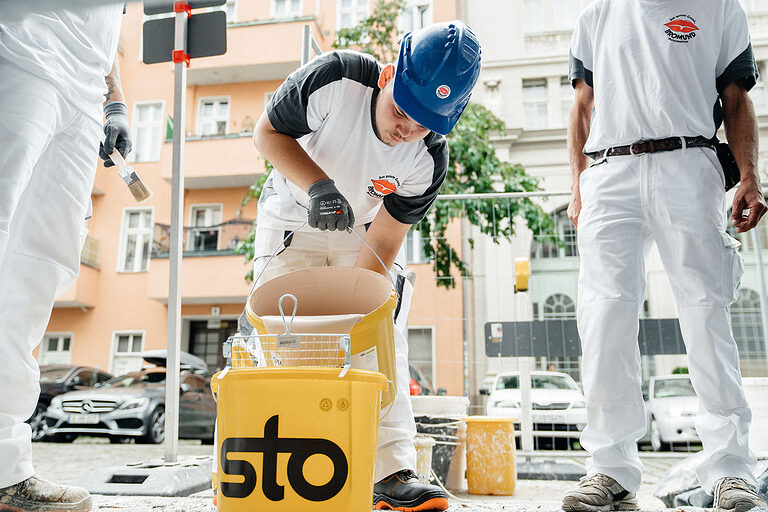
[
  {"x1": 245, "y1": 266, "x2": 398, "y2": 411},
  {"x1": 464, "y1": 416, "x2": 517, "y2": 495},
  {"x1": 211, "y1": 367, "x2": 386, "y2": 511}
]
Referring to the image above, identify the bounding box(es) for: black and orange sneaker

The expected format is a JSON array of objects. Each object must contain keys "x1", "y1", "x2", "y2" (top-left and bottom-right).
[{"x1": 373, "y1": 469, "x2": 449, "y2": 511}]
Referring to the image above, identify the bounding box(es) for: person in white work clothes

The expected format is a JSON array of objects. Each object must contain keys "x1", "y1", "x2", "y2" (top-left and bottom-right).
[
  {"x1": 0, "y1": 5, "x2": 131, "y2": 511},
  {"x1": 235, "y1": 22, "x2": 481, "y2": 512},
  {"x1": 564, "y1": 1, "x2": 768, "y2": 511}
]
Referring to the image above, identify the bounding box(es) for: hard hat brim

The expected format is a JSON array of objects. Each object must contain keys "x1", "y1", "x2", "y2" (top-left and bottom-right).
[{"x1": 392, "y1": 74, "x2": 456, "y2": 136}]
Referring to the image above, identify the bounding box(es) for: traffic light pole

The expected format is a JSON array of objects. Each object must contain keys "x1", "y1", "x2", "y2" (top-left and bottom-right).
[{"x1": 164, "y1": 1, "x2": 190, "y2": 465}]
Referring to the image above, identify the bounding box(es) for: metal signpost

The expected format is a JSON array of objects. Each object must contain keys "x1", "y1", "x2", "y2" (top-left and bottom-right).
[{"x1": 142, "y1": 0, "x2": 226, "y2": 465}]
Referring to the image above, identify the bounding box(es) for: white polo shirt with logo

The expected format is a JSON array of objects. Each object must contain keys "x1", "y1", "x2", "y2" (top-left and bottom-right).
[
  {"x1": 257, "y1": 50, "x2": 448, "y2": 231},
  {"x1": 569, "y1": 0, "x2": 758, "y2": 154}
]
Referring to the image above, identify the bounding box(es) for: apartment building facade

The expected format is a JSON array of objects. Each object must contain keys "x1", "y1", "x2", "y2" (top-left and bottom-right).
[{"x1": 43, "y1": 0, "x2": 466, "y2": 395}]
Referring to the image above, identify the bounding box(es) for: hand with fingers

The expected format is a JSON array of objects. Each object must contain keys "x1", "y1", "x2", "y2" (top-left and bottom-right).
[
  {"x1": 99, "y1": 101, "x2": 133, "y2": 167},
  {"x1": 731, "y1": 177, "x2": 768, "y2": 233},
  {"x1": 307, "y1": 178, "x2": 355, "y2": 231}
]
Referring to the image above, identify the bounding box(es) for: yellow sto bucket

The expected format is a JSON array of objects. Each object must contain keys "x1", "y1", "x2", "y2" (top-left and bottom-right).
[
  {"x1": 211, "y1": 367, "x2": 386, "y2": 511},
  {"x1": 464, "y1": 416, "x2": 517, "y2": 495},
  {"x1": 245, "y1": 266, "x2": 398, "y2": 411}
]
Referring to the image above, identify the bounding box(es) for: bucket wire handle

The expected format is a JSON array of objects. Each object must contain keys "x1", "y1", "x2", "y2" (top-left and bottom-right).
[{"x1": 278, "y1": 293, "x2": 298, "y2": 334}]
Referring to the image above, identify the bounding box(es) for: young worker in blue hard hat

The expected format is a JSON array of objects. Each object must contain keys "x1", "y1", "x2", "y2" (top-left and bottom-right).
[{"x1": 235, "y1": 21, "x2": 481, "y2": 511}]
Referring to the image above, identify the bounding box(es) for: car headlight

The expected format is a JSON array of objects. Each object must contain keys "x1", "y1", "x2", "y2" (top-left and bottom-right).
[
  {"x1": 50, "y1": 397, "x2": 62, "y2": 410},
  {"x1": 492, "y1": 400, "x2": 520, "y2": 408},
  {"x1": 119, "y1": 397, "x2": 150, "y2": 411},
  {"x1": 571, "y1": 401, "x2": 586, "y2": 409}
]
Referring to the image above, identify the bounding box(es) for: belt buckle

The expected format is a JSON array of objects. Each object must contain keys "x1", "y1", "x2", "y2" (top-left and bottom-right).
[{"x1": 629, "y1": 140, "x2": 647, "y2": 156}]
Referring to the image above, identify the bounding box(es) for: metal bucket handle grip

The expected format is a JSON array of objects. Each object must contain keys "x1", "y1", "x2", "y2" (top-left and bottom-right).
[{"x1": 249, "y1": 221, "x2": 399, "y2": 299}]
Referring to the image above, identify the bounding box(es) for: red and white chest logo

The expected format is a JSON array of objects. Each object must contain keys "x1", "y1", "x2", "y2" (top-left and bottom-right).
[
  {"x1": 367, "y1": 176, "x2": 401, "y2": 199},
  {"x1": 664, "y1": 15, "x2": 699, "y2": 43}
]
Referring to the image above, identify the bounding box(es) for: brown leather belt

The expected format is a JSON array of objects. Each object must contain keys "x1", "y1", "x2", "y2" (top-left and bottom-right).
[{"x1": 591, "y1": 136, "x2": 714, "y2": 160}]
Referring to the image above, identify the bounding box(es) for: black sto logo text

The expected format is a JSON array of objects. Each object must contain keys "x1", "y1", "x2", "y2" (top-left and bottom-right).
[{"x1": 220, "y1": 415, "x2": 348, "y2": 502}]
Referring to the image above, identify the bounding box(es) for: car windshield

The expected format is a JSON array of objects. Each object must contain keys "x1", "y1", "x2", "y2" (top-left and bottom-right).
[
  {"x1": 39, "y1": 367, "x2": 71, "y2": 383},
  {"x1": 496, "y1": 374, "x2": 579, "y2": 391},
  {"x1": 654, "y1": 378, "x2": 696, "y2": 398},
  {"x1": 100, "y1": 371, "x2": 166, "y2": 389}
]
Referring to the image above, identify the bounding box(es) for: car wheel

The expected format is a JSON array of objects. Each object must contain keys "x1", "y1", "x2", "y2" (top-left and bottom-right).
[
  {"x1": 139, "y1": 407, "x2": 165, "y2": 444},
  {"x1": 650, "y1": 417, "x2": 670, "y2": 452},
  {"x1": 29, "y1": 404, "x2": 47, "y2": 442}
]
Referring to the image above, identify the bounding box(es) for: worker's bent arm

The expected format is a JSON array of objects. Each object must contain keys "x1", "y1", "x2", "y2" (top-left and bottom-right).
[
  {"x1": 104, "y1": 56, "x2": 125, "y2": 105},
  {"x1": 722, "y1": 79, "x2": 767, "y2": 232},
  {"x1": 355, "y1": 206, "x2": 412, "y2": 276},
  {"x1": 566, "y1": 79, "x2": 594, "y2": 228},
  {"x1": 253, "y1": 111, "x2": 329, "y2": 191}
]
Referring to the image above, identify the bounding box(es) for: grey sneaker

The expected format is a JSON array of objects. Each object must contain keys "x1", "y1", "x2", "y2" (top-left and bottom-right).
[
  {"x1": 713, "y1": 477, "x2": 767, "y2": 512},
  {"x1": 0, "y1": 475, "x2": 92, "y2": 511},
  {"x1": 562, "y1": 473, "x2": 640, "y2": 512}
]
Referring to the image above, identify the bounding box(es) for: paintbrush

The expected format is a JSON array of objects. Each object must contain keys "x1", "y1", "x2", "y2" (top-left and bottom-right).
[{"x1": 109, "y1": 149, "x2": 152, "y2": 203}]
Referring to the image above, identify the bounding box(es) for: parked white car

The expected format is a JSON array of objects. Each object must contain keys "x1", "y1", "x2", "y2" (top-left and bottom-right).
[
  {"x1": 482, "y1": 371, "x2": 587, "y2": 448},
  {"x1": 642, "y1": 374, "x2": 699, "y2": 451}
]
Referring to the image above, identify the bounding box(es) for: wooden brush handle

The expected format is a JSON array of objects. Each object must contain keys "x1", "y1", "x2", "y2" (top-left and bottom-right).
[{"x1": 110, "y1": 149, "x2": 129, "y2": 171}]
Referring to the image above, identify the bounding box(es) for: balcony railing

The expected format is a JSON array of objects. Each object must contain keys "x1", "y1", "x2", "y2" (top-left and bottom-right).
[{"x1": 151, "y1": 218, "x2": 254, "y2": 257}]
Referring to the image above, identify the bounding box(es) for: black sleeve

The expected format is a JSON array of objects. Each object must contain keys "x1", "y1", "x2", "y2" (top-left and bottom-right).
[
  {"x1": 266, "y1": 52, "x2": 344, "y2": 138},
  {"x1": 569, "y1": 51, "x2": 593, "y2": 88},
  {"x1": 717, "y1": 43, "x2": 759, "y2": 94},
  {"x1": 266, "y1": 51, "x2": 380, "y2": 139},
  {"x1": 383, "y1": 133, "x2": 448, "y2": 225}
]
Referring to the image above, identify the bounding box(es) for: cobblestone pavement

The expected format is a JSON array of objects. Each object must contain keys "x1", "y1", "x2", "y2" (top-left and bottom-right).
[{"x1": 32, "y1": 438, "x2": 688, "y2": 512}]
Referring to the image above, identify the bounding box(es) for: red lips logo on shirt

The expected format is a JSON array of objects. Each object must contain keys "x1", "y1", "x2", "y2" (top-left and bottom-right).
[
  {"x1": 371, "y1": 179, "x2": 398, "y2": 195},
  {"x1": 664, "y1": 19, "x2": 699, "y2": 33}
]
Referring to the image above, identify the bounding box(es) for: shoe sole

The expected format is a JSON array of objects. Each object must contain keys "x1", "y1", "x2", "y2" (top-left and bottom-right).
[
  {"x1": 0, "y1": 496, "x2": 91, "y2": 512},
  {"x1": 373, "y1": 495, "x2": 449, "y2": 512},
  {"x1": 562, "y1": 495, "x2": 639, "y2": 512}
]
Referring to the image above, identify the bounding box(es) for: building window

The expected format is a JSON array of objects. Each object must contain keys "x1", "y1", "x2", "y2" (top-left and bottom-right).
[
  {"x1": 408, "y1": 327, "x2": 435, "y2": 385},
  {"x1": 543, "y1": 293, "x2": 576, "y2": 319},
  {"x1": 338, "y1": 0, "x2": 369, "y2": 29},
  {"x1": 406, "y1": 228, "x2": 429, "y2": 264},
  {"x1": 523, "y1": 0, "x2": 545, "y2": 33},
  {"x1": 39, "y1": 334, "x2": 73, "y2": 366},
  {"x1": 523, "y1": 79, "x2": 549, "y2": 130},
  {"x1": 132, "y1": 102, "x2": 164, "y2": 162},
  {"x1": 272, "y1": 0, "x2": 301, "y2": 17},
  {"x1": 119, "y1": 209, "x2": 153, "y2": 272},
  {"x1": 531, "y1": 207, "x2": 579, "y2": 259},
  {"x1": 560, "y1": 76, "x2": 574, "y2": 127},
  {"x1": 189, "y1": 204, "x2": 222, "y2": 252},
  {"x1": 399, "y1": 0, "x2": 432, "y2": 33},
  {"x1": 552, "y1": 0, "x2": 581, "y2": 30},
  {"x1": 197, "y1": 97, "x2": 230, "y2": 137},
  {"x1": 111, "y1": 332, "x2": 145, "y2": 376}
]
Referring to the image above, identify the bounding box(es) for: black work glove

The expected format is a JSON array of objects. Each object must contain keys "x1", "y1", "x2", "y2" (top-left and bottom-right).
[
  {"x1": 99, "y1": 102, "x2": 133, "y2": 167},
  {"x1": 307, "y1": 178, "x2": 355, "y2": 231}
]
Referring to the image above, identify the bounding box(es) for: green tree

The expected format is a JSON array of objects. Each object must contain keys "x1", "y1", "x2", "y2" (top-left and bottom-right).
[{"x1": 236, "y1": 0, "x2": 557, "y2": 287}]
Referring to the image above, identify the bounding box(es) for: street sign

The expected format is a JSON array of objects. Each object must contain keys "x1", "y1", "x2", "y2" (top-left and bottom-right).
[
  {"x1": 143, "y1": 0, "x2": 225, "y2": 15},
  {"x1": 143, "y1": 11, "x2": 227, "y2": 64}
]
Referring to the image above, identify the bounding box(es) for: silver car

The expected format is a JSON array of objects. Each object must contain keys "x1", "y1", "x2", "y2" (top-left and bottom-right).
[
  {"x1": 44, "y1": 351, "x2": 216, "y2": 444},
  {"x1": 642, "y1": 374, "x2": 699, "y2": 451}
]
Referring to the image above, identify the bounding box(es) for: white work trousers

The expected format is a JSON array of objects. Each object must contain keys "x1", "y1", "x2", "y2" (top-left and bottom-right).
[
  {"x1": 0, "y1": 57, "x2": 102, "y2": 488},
  {"x1": 577, "y1": 147, "x2": 758, "y2": 493},
  {"x1": 242, "y1": 223, "x2": 418, "y2": 482}
]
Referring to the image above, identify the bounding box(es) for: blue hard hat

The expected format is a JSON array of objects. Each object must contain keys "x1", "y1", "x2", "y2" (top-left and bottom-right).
[{"x1": 393, "y1": 21, "x2": 482, "y2": 136}]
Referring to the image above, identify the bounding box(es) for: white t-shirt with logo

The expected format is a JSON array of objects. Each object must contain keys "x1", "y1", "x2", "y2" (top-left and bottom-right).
[
  {"x1": 569, "y1": 0, "x2": 758, "y2": 154},
  {"x1": 0, "y1": 5, "x2": 124, "y2": 105},
  {"x1": 258, "y1": 50, "x2": 448, "y2": 231}
]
